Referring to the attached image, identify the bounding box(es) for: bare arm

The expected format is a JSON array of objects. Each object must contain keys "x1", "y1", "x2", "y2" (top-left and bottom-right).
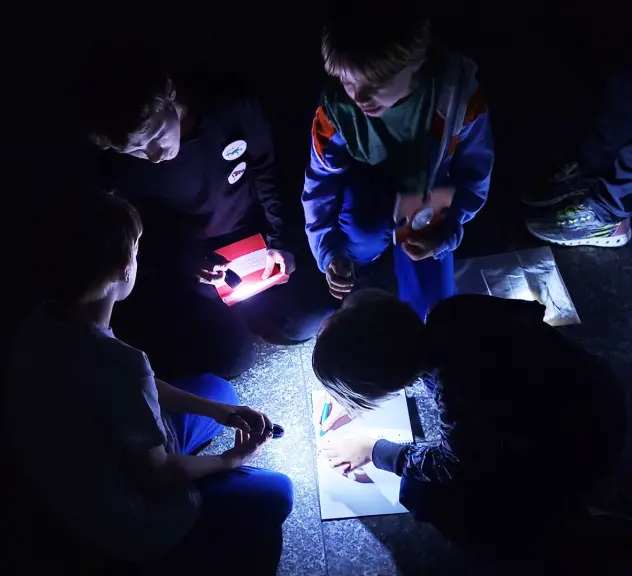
[
  {"x1": 154, "y1": 378, "x2": 272, "y2": 434},
  {"x1": 154, "y1": 377, "x2": 222, "y2": 418},
  {"x1": 133, "y1": 429, "x2": 268, "y2": 486},
  {"x1": 143, "y1": 445, "x2": 232, "y2": 483}
]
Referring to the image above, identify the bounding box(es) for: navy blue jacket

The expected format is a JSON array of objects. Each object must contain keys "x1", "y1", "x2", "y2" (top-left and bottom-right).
[{"x1": 101, "y1": 79, "x2": 285, "y2": 275}]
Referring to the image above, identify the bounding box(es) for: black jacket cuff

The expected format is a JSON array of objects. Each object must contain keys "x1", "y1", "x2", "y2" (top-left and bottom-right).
[{"x1": 372, "y1": 439, "x2": 405, "y2": 475}]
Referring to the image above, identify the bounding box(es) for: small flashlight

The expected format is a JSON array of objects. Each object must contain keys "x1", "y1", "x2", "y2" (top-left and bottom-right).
[{"x1": 224, "y1": 268, "x2": 242, "y2": 289}]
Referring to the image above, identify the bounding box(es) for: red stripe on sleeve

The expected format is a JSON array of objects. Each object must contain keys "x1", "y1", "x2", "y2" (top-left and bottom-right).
[{"x1": 312, "y1": 106, "x2": 336, "y2": 161}]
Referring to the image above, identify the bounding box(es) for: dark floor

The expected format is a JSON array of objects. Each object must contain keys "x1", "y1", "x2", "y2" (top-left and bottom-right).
[{"x1": 203, "y1": 212, "x2": 632, "y2": 574}]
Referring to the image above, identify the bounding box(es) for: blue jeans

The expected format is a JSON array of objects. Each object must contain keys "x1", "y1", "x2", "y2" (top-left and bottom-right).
[
  {"x1": 339, "y1": 168, "x2": 455, "y2": 319},
  {"x1": 581, "y1": 69, "x2": 632, "y2": 222},
  {"x1": 165, "y1": 374, "x2": 294, "y2": 573}
]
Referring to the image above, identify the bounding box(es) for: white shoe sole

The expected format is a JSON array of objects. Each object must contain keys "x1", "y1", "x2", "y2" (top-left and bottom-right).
[{"x1": 526, "y1": 225, "x2": 632, "y2": 247}]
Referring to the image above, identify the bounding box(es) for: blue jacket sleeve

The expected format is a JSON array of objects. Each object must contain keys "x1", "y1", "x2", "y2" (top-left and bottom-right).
[
  {"x1": 302, "y1": 106, "x2": 351, "y2": 272},
  {"x1": 434, "y1": 111, "x2": 494, "y2": 259}
]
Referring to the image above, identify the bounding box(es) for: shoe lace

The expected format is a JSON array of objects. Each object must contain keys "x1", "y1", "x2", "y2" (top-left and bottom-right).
[
  {"x1": 556, "y1": 203, "x2": 592, "y2": 225},
  {"x1": 549, "y1": 161, "x2": 580, "y2": 184}
]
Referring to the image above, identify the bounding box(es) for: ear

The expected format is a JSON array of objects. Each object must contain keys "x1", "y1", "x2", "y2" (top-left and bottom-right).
[{"x1": 123, "y1": 265, "x2": 131, "y2": 283}]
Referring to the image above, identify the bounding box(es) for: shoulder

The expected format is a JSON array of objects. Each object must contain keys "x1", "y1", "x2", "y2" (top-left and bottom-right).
[
  {"x1": 427, "y1": 294, "x2": 546, "y2": 333},
  {"x1": 435, "y1": 50, "x2": 487, "y2": 130},
  {"x1": 310, "y1": 81, "x2": 350, "y2": 159},
  {"x1": 92, "y1": 331, "x2": 154, "y2": 381},
  {"x1": 438, "y1": 50, "x2": 480, "y2": 96},
  {"x1": 14, "y1": 308, "x2": 153, "y2": 380}
]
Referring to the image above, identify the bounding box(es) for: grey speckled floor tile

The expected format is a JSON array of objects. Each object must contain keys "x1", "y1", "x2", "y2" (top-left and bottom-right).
[
  {"x1": 552, "y1": 243, "x2": 632, "y2": 318},
  {"x1": 414, "y1": 397, "x2": 442, "y2": 443},
  {"x1": 212, "y1": 342, "x2": 327, "y2": 576},
  {"x1": 322, "y1": 515, "x2": 489, "y2": 576},
  {"x1": 300, "y1": 338, "x2": 326, "y2": 393}
]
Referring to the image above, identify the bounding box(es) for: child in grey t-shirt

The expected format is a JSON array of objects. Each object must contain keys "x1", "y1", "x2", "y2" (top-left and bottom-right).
[{"x1": 6, "y1": 191, "x2": 293, "y2": 570}]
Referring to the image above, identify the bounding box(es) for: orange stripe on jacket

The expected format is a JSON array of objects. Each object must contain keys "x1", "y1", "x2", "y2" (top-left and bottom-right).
[
  {"x1": 464, "y1": 86, "x2": 488, "y2": 126},
  {"x1": 431, "y1": 113, "x2": 459, "y2": 157},
  {"x1": 430, "y1": 86, "x2": 487, "y2": 157},
  {"x1": 312, "y1": 106, "x2": 336, "y2": 161}
]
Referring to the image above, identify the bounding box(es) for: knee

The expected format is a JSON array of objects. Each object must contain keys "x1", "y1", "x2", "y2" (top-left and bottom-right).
[
  {"x1": 399, "y1": 477, "x2": 421, "y2": 516},
  {"x1": 212, "y1": 338, "x2": 256, "y2": 379},
  {"x1": 199, "y1": 374, "x2": 239, "y2": 406},
  {"x1": 171, "y1": 373, "x2": 240, "y2": 406},
  {"x1": 279, "y1": 308, "x2": 332, "y2": 342},
  {"x1": 266, "y1": 472, "x2": 295, "y2": 524},
  {"x1": 399, "y1": 477, "x2": 448, "y2": 522}
]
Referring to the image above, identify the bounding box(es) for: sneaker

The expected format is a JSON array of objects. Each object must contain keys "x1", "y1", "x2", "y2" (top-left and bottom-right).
[
  {"x1": 522, "y1": 162, "x2": 594, "y2": 207},
  {"x1": 525, "y1": 201, "x2": 632, "y2": 247}
]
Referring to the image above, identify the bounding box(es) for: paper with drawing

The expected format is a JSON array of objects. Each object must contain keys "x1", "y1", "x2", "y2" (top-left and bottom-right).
[{"x1": 312, "y1": 390, "x2": 413, "y2": 520}]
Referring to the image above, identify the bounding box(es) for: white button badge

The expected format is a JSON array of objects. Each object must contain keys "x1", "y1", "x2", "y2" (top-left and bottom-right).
[
  {"x1": 222, "y1": 140, "x2": 247, "y2": 160},
  {"x1": 228, "y1": 162, "x2": 247, "y2": 184}
]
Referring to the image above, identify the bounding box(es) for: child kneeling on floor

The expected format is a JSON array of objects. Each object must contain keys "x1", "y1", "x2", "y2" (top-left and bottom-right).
[
  {"x1": 6, "y1": 190, "x2": 292, "y2": 573},
  {"x1": 312, "y1": 290, "x2": 624, "y2": 570}
]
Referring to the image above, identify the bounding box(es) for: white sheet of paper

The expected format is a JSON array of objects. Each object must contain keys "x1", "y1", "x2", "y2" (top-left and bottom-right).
[
  {"x1": 226, "y1": 248, "x2": 268, "y2": 278},
  {"x1": 312, "y1": 390, "x2": 413, "y2": 521},
  {"x1": 454, "y1": 247, "x2": 580, "y2": 326}
]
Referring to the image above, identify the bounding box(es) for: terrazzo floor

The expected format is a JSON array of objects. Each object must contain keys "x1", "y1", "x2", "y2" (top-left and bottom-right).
[{"x1": 200, "y1": 242, "x2": 632, "y2": 575}]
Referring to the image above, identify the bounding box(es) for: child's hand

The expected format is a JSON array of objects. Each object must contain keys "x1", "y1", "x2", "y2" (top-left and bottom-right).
[
  {"x1": 198, "y1": 253, "x2": 230, "y2": 286},
  {"x1": 402, "y1": 236, "x2": 436, "y2": 261},
  {"x1": 221, "y1": 429, "x2": 271, "y2": 468},
  {"x1": 313, "y1": 394, "x2": 352, "y2": 435},
  {"x1": 263, "y1": 249, "x2": 296, "y2": 282},
  {"x1": 322, "y1": 436, "x2": 377, "y2": 474},
  {"x1": 215, "y1": 403, "x2": 273, "y2": 436},
  {"x1": 326, "y1": 258, "x2": 354, "y2": 299}
]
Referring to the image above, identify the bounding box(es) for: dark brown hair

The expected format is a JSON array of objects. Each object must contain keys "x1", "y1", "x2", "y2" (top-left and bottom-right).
[
  {"x1": 75, "y1": 40, "x2": 174, "y2": 150},
  {"x1": 312, "y1": 290, "x2": 428, "y2": 414},
  {"x1": 46, "y1": 190, "x2": 143, "y2": 303}
]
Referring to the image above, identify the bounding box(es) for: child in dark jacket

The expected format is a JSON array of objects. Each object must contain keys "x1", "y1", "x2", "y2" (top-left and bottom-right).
[
  {"x1": 312, "y1": 290, "x2": 624, "y2": 569},
  {"x1": 303, "y1": 1, "x2": 493, "y2": 319},
  {"x1": 77, "y1": 46, "x2": 332, "y2": 380}
]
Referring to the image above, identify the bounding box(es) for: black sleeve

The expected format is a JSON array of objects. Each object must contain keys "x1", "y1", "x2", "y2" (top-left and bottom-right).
[
  {"x1": 372, "y1": 386, "x2": 462, "y2": 483},
  {"x1": 242, "y1": 97, "x2": 286, "y2": 250},
  {"x1": 373, "y1": 439, "x2": 459, "y2": 483}
]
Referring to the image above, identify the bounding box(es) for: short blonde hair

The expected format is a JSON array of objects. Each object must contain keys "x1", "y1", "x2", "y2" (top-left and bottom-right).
[{"x1": 321, "y1": 2, "x2": 432, "y2": 84}]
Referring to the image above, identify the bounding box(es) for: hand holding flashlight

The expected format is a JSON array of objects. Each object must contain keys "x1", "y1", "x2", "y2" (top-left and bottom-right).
[
  {"x1": 325, "y1": 258, "x2": 355, "y2": 300},
  {"x1": 198, "y1": 252, "x2": 230, "y2": 286}
]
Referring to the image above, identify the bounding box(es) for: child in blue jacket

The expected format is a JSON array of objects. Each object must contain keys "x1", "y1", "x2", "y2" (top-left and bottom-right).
[{"x1": 303, "y1": 1, "x2": 494, "y2": 318}]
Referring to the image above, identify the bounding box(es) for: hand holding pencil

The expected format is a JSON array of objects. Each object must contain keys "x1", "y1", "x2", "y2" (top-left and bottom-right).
[{"x1": 313, "y1": 392, "x2": 352, "y2": 436}]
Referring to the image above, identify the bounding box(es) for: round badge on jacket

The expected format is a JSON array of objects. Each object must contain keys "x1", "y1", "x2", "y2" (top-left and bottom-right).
[
  {"x1": 228, "y1": 162, "x2": 247, "y2": 184},
  {"x1": 222, "y1": 140, "x2": 247, "y2": 160}
]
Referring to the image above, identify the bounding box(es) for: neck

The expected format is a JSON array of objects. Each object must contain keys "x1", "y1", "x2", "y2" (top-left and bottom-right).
[{"x1": 59, "y1": 293, "x2": 116, "y2": 331}]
